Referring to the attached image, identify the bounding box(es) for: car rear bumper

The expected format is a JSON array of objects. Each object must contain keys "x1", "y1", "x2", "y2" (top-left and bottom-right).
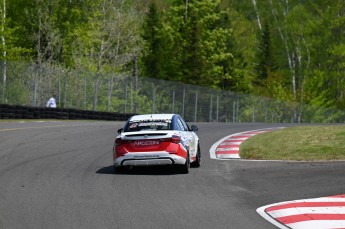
[{"x1": 114, "y1": 152, "x2": 186, "y2": 167}]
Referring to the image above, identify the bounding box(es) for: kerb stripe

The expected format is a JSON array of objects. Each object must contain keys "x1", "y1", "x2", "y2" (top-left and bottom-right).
[
  {"x1": 266, "y1": 202, "x2": 345, "y2": 212},
  {"x1": 277, "y1": 214, "x2": 345, "y2": 224}
]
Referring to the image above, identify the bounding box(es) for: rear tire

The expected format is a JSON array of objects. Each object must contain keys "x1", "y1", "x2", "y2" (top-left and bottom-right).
[
  {"x1": 178, "y1": 153, "x2": 190, "y2": 174},
  {"x1": 191, "y1": 145, "x2": 201, "y2": 168}
]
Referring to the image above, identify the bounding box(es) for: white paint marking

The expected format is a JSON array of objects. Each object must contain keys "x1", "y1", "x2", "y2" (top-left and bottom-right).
[
  {"x1": 217, "y1": 154, "x2": 241, "y2": 159},
  {"x1": 220, "y1": 141, "x2": 242, "y2": 145},
  {"x1": 268, "y1": 206, "x2": 345, "y2": 218},
  {"x1": 287, "y1": 220, "x2": 345, "y2": 229},
  {"x1": 257, "y1": 206, "x2": 290, "y2": 229},
  {"x1": 215, "y1": 147, "x2": 239, "y2": 152}
]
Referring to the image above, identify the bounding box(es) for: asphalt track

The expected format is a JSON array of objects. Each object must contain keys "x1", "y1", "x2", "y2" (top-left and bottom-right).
[{"x1": 0, "y1": 121, "x2": 344, "y2": 229}]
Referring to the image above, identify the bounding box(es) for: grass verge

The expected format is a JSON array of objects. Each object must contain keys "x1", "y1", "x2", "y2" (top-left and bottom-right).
[{"x1": 240, "y1": 126, "x2": 345, "y2": 161}]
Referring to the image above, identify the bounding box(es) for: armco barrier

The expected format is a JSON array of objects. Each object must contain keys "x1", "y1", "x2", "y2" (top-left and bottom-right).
[{"x1": 0, "y1": 104, "x2": 134, "y2": 121}]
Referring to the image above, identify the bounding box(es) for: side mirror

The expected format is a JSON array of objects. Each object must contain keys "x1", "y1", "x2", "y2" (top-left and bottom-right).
[
  {"x1": 117, "y1": 128, "x2": 123, "y2": 134},
  {"x1": 190, "y1": 125, "x2": 198, "y2": 132}
]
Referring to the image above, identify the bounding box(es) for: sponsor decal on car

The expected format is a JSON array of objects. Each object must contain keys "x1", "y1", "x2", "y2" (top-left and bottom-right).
[
  {"x1": 129, "y1": 119, "x2": 171, "y2": 123},
  {"x1": 138, "y1": 122, "x2": 168, "y2": 127},
  {"x1": 132, "y1": 140, "x2": 160, "y2": 146},
  {"x1": 129, "y1": 123, "x2": 138, "y2": 128},
  {"x1": 134, "y1": 154, "x2": 160, "y2": 159}
]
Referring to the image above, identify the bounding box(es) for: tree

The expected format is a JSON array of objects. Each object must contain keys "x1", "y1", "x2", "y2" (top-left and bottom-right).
[
  {"x1": 72, "y1": 0, "x2": 144, "y2": 111},
  {"x1": 0, "y1": 0, "x2": 31, "y2": 102},
  {"x1": 142, "y1": 1, "x2": 162, "y2": 79},
  {"x1": 303, "y1": 0, "x2": 345, "y2": 110},
  {"x1": 255, "y1": 21, "x2": 271, "y2": 85},
  {"x1": 218, "y1": 8, "x2": 255, "y2": 93},
  {"x1": 0, "y1": 0, "x2": 6, "y2": 102},
  {"x1": 149, "y1": 0, "x2": 236, "y2": 88}
]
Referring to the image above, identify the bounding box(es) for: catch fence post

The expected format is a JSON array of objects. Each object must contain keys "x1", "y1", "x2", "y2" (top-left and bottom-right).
[
  {"x1": 194, "y1": 91, "x2": 198, "y2": 122},
  {"x1": 172, "y1": 90, "x2": 175, "y2": 113},
  {"x1": 33, "y1": 74, "x2": 37, "y2": 107},
  {"x1": 182, "y1": 87, "x2": 185, "y2": 117},
  {"x1": 265, "y1": 101, "x2": 268, "y2": 123},
  {"x1": 130, "y1": 82, "x2": 133, "y2": 113},
  {"x1": 216, "y1": 95, "x2": 219, "y2": 122},
  {"x1": 152, "y1": 81, "x2": 156, "y2": 113},
  {"x1": 252, "y1": 103, "x2": 255, "y2": 123},
  {"x1": 124, "y1": 82, "x2": 128, "y2": 113},
  {"x1": 209, "y1": 95, "x2": 213, "y2": 122},
  {"x1": 84, "y1": 78, "x2": 87, "y2": 109},
  {"x1": 233, "y1": 101, "x2": 236, "y2": 123},
  {"x1": 58, "y1": 75, "x2": 61, "y2": 107},
  {"x1": 63, "y1": 72, "x2": 68, "y2": 108},
  {"x1": 236, "y1": 97, "x2": 240, "y2": 122}
]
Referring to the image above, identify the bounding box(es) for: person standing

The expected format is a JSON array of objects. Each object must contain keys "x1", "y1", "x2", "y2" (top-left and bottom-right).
[{"x1": 46, "y1": 95, "x2": 57, "y2": 108}]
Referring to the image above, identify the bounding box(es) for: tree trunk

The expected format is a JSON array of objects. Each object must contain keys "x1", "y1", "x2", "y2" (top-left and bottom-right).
[
  {"x1": 63, "y1": 72, "x2": 68, "y2": 108},
  {"x1": 92, "y1": 37, "x2": 105, "y2": 111},
  {"x1": 270, "y1": 0, "x2": 296, "y2": 99},
  {"x1": 133, "y1": 55, "x2": 138, "y2": 113},
  {"x1": 107, "y1": 77, "x2": 114, "y2": 112},
  {"x1": 251, "y1": 0, "x2": 262, "y2": 31},
  {"x1": 185, "y1": 0, "x2": 189, "y2": 21},
  {"x1": 1, "y1": 0, "x2": 6, "y2": 103},
  {"x1": 92, "y1": 73, "x2": 99, "y2": 111}
]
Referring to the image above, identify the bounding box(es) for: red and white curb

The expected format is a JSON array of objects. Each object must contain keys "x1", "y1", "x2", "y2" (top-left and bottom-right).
[
  {"x1": 257, "y1": 195, "x2": 345, "y2": 229},
  {"x1": 209, "y1": 128, "x2": 284, "y2": 160}
]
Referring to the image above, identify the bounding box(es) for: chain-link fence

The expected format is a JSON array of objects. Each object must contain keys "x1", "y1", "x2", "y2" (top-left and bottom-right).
[{"x1": 1, "y1": 61, "x2": 344, "y2": 123}]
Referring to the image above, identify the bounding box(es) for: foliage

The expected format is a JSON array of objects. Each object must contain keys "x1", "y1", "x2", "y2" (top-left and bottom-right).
[{"x1": 1, "y1": 0, "x2": 345, "y2": 122}]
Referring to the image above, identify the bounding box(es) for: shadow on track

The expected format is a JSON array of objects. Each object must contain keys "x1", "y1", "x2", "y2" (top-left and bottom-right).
[{"x1": 96, "y1": 165, "x2": 185, "y2": 176}]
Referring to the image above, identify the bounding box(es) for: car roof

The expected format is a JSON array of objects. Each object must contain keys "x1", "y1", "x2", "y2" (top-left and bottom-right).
[{"x1": 129, "y1": 114, "x2": 176, "y2": 122}]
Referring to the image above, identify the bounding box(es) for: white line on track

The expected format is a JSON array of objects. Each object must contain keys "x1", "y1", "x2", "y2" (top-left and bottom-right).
[
  {"x1": 0, "y1": 125, "x2": 72, "y2": 132},
  {"x1": 0, "y1": 122, "x2": 102, "y2": 132}
]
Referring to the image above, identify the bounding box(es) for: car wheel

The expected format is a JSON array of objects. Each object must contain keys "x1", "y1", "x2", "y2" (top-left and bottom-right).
[
  {"x1": 191, "y1": 145, "x2": 201, "y2": 168},
  {"x1": 178, "y1": 153, "x2": 190, "y2": 174}
]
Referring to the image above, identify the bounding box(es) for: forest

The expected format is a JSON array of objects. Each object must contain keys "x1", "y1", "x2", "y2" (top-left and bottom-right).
[{"x1": 1, "y1": 0, "x2": 345, "y2": 122}]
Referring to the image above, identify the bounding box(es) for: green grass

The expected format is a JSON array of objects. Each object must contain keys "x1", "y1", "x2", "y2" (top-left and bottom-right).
[{"x1": 240, "y1": 126, "x2": 345, "y2": 161}]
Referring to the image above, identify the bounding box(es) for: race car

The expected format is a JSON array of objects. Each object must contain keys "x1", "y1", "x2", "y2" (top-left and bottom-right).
[{"x1": 113, "y1": 114, "x2": 201, "y2": 173}]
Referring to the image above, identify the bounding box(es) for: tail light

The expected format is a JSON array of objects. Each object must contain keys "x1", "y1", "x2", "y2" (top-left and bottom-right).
[
  {"x1": 160, "y1": 134, "x2": 182, "y2": 143},
  {"x1": 115, "y1": 138, "x2": 132, "y2": 146},
  {"x1": 171, "y1": 135, "x2": 182, "y2": 143}
]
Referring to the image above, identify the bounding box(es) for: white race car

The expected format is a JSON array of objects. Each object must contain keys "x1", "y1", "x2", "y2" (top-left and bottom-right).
[{"x1": 113, "y1": 114, "x2": 201, "y2": 173}]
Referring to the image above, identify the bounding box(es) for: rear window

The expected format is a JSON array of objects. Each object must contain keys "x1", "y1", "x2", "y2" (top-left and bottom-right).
[{"x1": 124, "y1": 119, "x2": 172, "y2": 132}]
